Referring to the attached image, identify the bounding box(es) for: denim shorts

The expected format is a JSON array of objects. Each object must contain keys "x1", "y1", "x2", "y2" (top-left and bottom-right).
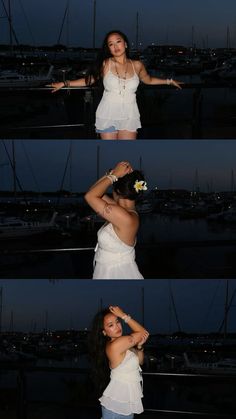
[
  {"x1": 102, "y1": 406, "x2": 134, "y2": 419},
  {"x1": 96, "y1": 126, "x2": 118, "y2": 133}
]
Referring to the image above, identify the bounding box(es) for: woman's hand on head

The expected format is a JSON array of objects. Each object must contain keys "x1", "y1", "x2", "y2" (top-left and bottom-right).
[
  {"x1": 109, "y1": 305, "x2": 125, "y2": 318},
  {"x1": 112, "y1": 161, "x2": 133, "y2": 178}
]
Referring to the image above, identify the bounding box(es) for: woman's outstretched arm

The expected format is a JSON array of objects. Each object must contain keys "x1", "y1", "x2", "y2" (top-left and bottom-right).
[
  {"x1": 48, "y1": 77, "x2": 89, "y2": 92},
  {"x1": 136, "y1": 60, "x2": 183, "y2": 89}
]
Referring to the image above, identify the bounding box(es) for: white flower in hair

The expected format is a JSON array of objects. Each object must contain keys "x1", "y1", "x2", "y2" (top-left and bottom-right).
[{"x1": 134, "y1": 180, "x2": 148, "y2": 193}]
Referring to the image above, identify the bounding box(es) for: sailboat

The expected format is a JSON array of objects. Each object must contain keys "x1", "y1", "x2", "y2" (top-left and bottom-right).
[
  {"x1": 0, "y1": 212, "x2": 58, "y2": 239},
  {"x1": 0, "y1": 66, "x2": 54, "y2": 88},
  {"x1": 0, "y1": 0, "x2": 54, "y2": 88},
  {"x1": 183, "y1": 352, "x2": 236, "y2": 375}
]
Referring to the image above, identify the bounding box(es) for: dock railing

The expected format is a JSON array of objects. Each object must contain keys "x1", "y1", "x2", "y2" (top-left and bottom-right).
[
  {"x1": 0, "y1": 364, "x2": 235, "y2": 419},
  {"x1": 0, "y1": 82, "x2": 236, "y2": 139},
  {"x1": 1, "y1": 239, "x2": 236, "y2": 279}
]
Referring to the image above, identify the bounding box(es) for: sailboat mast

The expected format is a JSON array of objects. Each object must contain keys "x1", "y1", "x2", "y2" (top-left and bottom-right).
[
  {"x1": 169, "y1": 283, "x2": 182, "y2": 333},
  {"x1": 226, "y1": 26, "x2": 230, "y2": 49},
  {"x1": 191, "y1": 25, "x2": 195, "y2": 48},
  {"x1": 11, "y1": 140, "x2": 17, "y2": 199},
  {"x1": 0, "y1": 287, "x2": 2, "y2": 333},
  {"x1": 224, "y1": 280, "x2": 229, "y2": 339},
  {"x1": 9, "y1": 310, "x2": 14, "y2": 332},
  {"x1": 8, "y1": 0, "x2": 13, "y2": 50},
  {"x1": 66, "y1": 0, "x2": 70, "y2": 47},
  {"x1": 93, "y1": 0, "x2": 97, "y2": 48},
  {"x1": 45, "y1": 310, "x2": 48, "y2": 332},
  {"x1": 136, "y1": 12, "x2": 139, "y2": 50}
]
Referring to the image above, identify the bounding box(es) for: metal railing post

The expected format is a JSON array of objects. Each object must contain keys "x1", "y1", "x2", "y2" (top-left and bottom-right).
[
  {"x1": 84, "y1": 89, "x2": 95, "y2": 138},
  {"x1": 192, "y1": 87, "x2": 203, "y2": 138},
  {"x1": 17, "y1": 368, "x2": 27, "y2": 419}
]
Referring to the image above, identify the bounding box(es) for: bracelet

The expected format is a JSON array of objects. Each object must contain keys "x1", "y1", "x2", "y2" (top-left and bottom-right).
[
  {"x1": 106, "y1": 174, "x2": 118, "y2": 184},
  {"x1": 166, "y1": 78, "x2": 173, "y2": 85},
  {"x1": 64, "y1": 80, "x2": 70, "y2": 87},
  {"x1": 121, "y1": 314, "x2": 131, "y2": 323},
  {"x1": 137, "y1": 345, "x2": 144, "y2": 351}
]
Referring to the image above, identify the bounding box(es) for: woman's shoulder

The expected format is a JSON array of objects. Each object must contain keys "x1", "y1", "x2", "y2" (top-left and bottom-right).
[
  {"x1": 101, "y1": 58, "x2": 110, "y2": 74},
  {"x1": 102, "y1": 58, "x2": 111, "y2": 67},
  {"x1": 131, "y1": 59, "x2": 144, "y2": 73}
]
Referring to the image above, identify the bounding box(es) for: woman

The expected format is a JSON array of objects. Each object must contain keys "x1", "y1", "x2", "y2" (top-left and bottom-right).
[
  {"x1": 90, "y1": 305, "x2": 149, "y2": 418},
  {"x1": 49, "y1": 30, "x2": 182, "y2": 140},
  {"x1": 84, "y1": 161, "x2": 147, "y2": 279}
]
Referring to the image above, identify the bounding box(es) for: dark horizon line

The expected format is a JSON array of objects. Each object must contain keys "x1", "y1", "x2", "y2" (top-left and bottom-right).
[
  {"x1": 0, "y1": 42, "x2": 235, "y2": 51},
  {"x1": 1, "y1": 329, "x2": 236, "y2": 337},
  {"x1": 0, "y1": 189, "x2": 235, "y2": 195}
]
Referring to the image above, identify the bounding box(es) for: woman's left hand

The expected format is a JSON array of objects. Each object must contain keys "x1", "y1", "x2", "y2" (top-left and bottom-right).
[
  {"x1": 139, "y1": 333, "x2": 149, "y2": 346},
  {"x1": 111, "y1": 161, "x2": 133, "y2": 178},
  {"x1": 171, "y1": 79, "x2": 184, "y2": 90}
]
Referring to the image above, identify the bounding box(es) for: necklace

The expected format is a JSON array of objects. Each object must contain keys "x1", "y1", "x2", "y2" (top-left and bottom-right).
[{"x1": 114, "y1": 59, "x2": 128, "y2": 96}]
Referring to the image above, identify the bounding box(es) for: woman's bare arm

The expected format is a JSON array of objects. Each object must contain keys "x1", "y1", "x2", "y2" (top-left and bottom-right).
[
  {"x1": 108, "y1": 306, "x2": 149, "y2": 355},
  {"x1": 135, "y1": 60, "x2": 182, "y2": 89},
  {"x1": 84, "y1": 162, "x2": 135, "y2": 229},
  {"x1": 49, "y1": 76, "x2": 94, "y2": 93}
]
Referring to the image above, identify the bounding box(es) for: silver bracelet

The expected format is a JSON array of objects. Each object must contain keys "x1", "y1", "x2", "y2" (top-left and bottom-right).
[
  {"x1": 166, "y1": 78, "x2": 173, "y2": 85},
  {"x1": 106, "y1": 174, "x2": 118, "y2": 184},
  {"x1": 137, "y1": 345, "x2": 144, "y2": 351},
  {"x1": 122, "y1": 314, "x2": 131, "y2": 323}
]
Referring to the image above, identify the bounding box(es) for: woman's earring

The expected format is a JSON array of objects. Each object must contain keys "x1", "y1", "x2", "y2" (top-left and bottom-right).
[{"x1": 102, "y1": 331, "x2": 106, "y2": 336}]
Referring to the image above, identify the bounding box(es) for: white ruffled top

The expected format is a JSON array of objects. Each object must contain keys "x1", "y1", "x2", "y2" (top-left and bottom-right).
[
  {"x1": 99, "y1": 350, "x2": 143, "y2": 415},
  {"x1": 93, "y1": 223, "x2": 143, "y2": 280},
  {"x1": 95, "y1": 59, "x2": 141, "y2": 132}
]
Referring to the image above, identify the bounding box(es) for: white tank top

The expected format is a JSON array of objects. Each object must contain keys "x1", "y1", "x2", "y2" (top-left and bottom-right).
[
  {"x1": 99, "y1": 349, "x2": 143, "y2": 415},
  {"x1": 95, "y1": 59, "x2": 141, "y2": 131},
  {"x1": 92, "y1": 222, "x2": 144, "y2": 279}
]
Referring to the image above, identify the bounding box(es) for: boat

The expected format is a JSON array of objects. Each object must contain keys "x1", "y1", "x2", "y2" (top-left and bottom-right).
[
  {"x1": 136, "y1": 200, "x2": 153, "y2": 214},
  {"x1": 183, "y1": 352, "x2": 236, "y2": 375},
  {"x1": 0, "y1": 212, "x2": 58, "y2": 239},
  {"x1": 0, "y1": 65, "x2": 54, "y2": 88},
  {"x1": 200, "y1": 57, "x2": 236, "y2": 82},
  {"x1": 207, "y1": 207, "x2": 236, "y2": 223}
]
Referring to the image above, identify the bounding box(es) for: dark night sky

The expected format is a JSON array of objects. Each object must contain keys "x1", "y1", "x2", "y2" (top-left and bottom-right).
[
  {"x1": 1, "y1": 0, "x2": 236, "y2": 48},
  {"x1": 0, "y1": 279, "x2": 235, "y2": 333},
  {"x1": 1, "y1": 140, "x2": 236, "y2": 192}
]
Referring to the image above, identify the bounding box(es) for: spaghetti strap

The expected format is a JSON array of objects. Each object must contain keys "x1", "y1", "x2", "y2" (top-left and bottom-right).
[
  {"x1": 129, "y1": 209, "x2": 139, "y2": 216},
  {"x1": 130, "y1": 59, "x2": 136, "y2": 75}
]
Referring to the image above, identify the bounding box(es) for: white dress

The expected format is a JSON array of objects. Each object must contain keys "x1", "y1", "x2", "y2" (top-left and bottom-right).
[
  {"x1": 99, "y1": 350, "x2": 143, "y2": 415},
  {"x1": 92, "y1": 222, "x2": 143, "y2": 280},
  {"x1": 95, "y1": 59, "x2": 141, "y2": 132}
]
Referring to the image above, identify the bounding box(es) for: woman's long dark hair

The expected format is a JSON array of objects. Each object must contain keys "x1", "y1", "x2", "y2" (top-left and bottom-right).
[
  {"x1": 113, "y1": 170, "x2": 146, "y2": 201},
  {"x1": 89, "y1": 308, "x2": 111, "y2": 396},
  {"x1": 85, "y1": 30, "x2": 130, "y2": 86}
]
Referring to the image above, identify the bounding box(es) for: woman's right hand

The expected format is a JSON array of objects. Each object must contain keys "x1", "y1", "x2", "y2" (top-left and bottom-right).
[
  {"x1": 138, "y1": 330, "x2": 149, "y2": 345},
  {"x1": 111, "y1": 161, "x2": 133, "y2": 178},
  {"x1": 109, "y1": 305, "x2": 126, "y2": 318},
  {"x1": 47, "y1": 82, "x2": 65, "y2": 93}
]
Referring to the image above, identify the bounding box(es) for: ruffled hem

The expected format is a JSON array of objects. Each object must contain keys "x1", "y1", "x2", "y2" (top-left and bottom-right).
[
  {"x1": 100, "y1": 396, "x2": 143, "y2": 415},
  {"x1": 95, "y1": 117, "x2": 141, "y2": 132},
  {"x1": 93, "y1": 261, "x2": 144, "y2": 279}
]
